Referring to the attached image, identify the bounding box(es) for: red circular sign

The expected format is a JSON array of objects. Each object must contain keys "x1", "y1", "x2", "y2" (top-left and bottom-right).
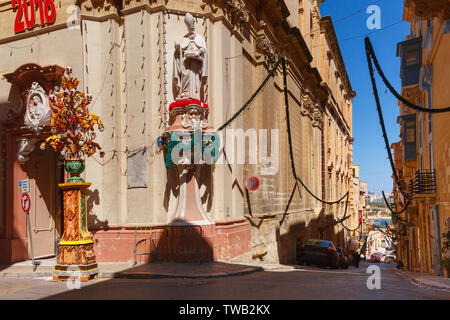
[
  {"x1": 21, "y1": 193, "x2": 30, "y2": 212},
  {"x1": 245, "y1": 176, "x2": 260, "y2": 191}
]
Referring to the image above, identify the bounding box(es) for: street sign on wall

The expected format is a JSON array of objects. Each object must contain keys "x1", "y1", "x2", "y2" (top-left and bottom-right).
[
  {"x1": 19, "y1": 178, "x2": 30, "y2": 194},
  {"x1": 21, "y1": 193, "x2": 31, "y2": 213},
  {"x1": 245, "y1": 176, "x2": 260, "y2": 191}
]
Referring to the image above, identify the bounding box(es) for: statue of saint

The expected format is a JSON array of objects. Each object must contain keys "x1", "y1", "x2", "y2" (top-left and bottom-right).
[
  {"x1": 173, "y1": 13, "x2": 208, "y2": 101},
  {"x1": 29, "y1": 95, "x2": 46, "y2": 122}
]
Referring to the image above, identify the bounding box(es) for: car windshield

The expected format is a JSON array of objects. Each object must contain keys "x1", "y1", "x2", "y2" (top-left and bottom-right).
[{"x1": 305, "y1": 239, "x2": 331, "y2": 246}]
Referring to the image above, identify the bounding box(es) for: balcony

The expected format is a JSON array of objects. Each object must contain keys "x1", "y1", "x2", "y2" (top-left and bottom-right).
[
  {"x1": 397, "y1": 37, "x2": 422, "y2": 87},
  {"x1": 408, "y1": 170, "x2": 437, "y2": 198}
]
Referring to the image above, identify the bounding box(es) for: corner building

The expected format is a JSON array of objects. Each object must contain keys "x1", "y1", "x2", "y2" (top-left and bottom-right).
[{"x1": 0, "y1": 0, "x2": 354, "y2": 265}]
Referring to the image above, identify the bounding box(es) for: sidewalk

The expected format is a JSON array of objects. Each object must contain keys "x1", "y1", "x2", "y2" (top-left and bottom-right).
[
  {"x1": 397, "y1": 270, "x2": 450, "y2": 291},
  {"x1": 0, "y1": 259, "x2": 263, "y2": 280}
]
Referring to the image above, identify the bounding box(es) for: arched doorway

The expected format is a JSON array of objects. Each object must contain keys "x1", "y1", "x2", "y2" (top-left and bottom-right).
[{"x1": 0, "y1": 64, "x2": 65, "y2": 264}]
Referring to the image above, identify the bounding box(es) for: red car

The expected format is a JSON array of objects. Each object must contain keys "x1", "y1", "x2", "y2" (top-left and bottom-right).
[{"x1": 370, "y1": 253, "x2": 381, "y2": 263}]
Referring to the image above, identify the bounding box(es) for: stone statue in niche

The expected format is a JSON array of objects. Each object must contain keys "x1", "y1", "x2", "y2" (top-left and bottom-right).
[
  {"x1": 173, "y1": 13, "x2": 208, "y2": 101},
  {"x1": 24, "y1": 82, "x2": 51, "y2": 134}
]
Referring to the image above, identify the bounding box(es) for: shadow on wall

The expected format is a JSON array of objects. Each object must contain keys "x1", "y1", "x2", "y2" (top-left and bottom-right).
[
  {"x1": 243, "y1": 179, "x2": 347, "y2": 265},
  {"x1": 163, "y1": 151, "x2": 214, "y2": 214},
  {"x1": 0, "y1": 226, "x2": 29, "y2": 267},
  {"x1": 133, "y1": 221, "x2": 214, "y2": 264},
  {"x1": 86, "y1": 188, "x2": 109, "y2": 227},
  {"x1": 276, "y1": 212, "x2": 346, "y2": 265}
]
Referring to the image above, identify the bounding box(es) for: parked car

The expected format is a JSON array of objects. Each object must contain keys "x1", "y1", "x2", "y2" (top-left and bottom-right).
[
  {"x1": 370, "y1": 253, "x2": 381, "y2": 263},
  {"x1": 382, "y1": 255, "x2": 396, "y2": 264},
  {"x1": 297, "y1": 239, "x2": 339, "y2": 268},
  {"x1": 336, "y1": 247, "x2": 349, "y2": 269}
]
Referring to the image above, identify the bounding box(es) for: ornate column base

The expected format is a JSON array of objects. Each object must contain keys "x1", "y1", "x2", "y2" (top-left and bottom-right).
[
  {"x1": 53, "y1": 181, "x2": 98, "y2": 282},
  {"x1": 53, "y1": 263, "x2": 98, "y2": 282},
  {"x1": 53, "y1": 241, "x2": 98, "y2": 281}
]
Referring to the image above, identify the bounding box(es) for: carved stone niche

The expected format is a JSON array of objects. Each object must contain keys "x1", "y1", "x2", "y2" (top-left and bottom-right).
[{"x1": 4, "y1": 63, "x2": 65, "y2": 163}]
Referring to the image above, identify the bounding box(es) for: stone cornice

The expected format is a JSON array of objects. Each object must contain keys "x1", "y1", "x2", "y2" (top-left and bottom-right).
[
  {"x1": 77, "y1": 0, "x2": 121, "y2": 17},
  {"x1": 320, "y1": 15, "x2": 355, "y2": 98},
  {"x1": 403, "y1": 0, "x2": 450, "y2": 21}
]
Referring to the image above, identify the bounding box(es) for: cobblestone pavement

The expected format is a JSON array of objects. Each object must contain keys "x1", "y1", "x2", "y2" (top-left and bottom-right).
[{"x1": 0, "y1": 262, "x2": 449, "y2": 300}]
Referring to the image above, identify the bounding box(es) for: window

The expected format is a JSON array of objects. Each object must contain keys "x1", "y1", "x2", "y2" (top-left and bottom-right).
[
  {"x1": 444, "y1": 19, "x2": 450, "y2": 34},
  {"x1": 405, "y1": 50, "x2": 419, "y2": 66},
  {"x1": 406, "y1": 128, "x2": 415, "y2": 143}
]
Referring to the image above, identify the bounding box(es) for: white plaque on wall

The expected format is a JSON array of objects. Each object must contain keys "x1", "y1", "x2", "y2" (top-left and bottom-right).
[{"x1": 127, "y1": 149, "x2": 148, "y2": 189}]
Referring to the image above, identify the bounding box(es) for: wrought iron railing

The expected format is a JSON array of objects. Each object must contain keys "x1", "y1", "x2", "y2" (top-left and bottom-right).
[{"x1": 408, "y1": 170, "x2": 436, "y2": 197}]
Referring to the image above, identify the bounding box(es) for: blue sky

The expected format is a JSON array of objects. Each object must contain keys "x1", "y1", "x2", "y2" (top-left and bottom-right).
[{"x1": 319, "y1": 0, "x2": 411, "y2": 193}]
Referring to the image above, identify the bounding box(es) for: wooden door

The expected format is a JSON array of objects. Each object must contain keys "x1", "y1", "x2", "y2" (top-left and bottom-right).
[{"x1": 27, "y1": 148, "x2": 56, "y2": 258}]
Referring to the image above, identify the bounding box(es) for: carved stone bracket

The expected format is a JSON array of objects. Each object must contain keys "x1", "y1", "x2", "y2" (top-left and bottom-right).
[
  {"x1": 16, "y1": 137, "x2": 39, "y2": 164},
  {"x1": 300, "y1": 100, "x2": 312, "y2": 118},
  {"x1": 226, "y1": 0, "x2": 249, "y2": 28},
  {"x1": 312, "y1": 105, "x2": 323, "y2": 129},
  {"x1": 169, "y1": 104, "x2": 209, "y2": 131},
  {"x1": 200, "y1": 0, "x2": 219, "y2": 14},
  {"x1": 255, "y1": 34, "x2": 279, "y2": 69},
  {"x1": 78, "y1": 0, "x2": 120, "y2": 17}
]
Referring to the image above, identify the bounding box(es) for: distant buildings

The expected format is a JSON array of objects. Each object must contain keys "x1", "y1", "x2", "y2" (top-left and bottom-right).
[
  {"x1": 348, "y1": 165, "x2": 367, "y2": 248},
  {"x1": 367, "y1": 192, "x2": 394, "y2": 205}
]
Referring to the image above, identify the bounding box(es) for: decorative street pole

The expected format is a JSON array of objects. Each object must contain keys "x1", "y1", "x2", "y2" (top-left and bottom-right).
[{"x1": 40, "y1": 67, "x2": 104, "y2": 282}]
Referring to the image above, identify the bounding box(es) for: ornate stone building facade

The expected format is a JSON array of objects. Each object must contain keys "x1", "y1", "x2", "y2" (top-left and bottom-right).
[{"x1": 0, "y1": 0, "x2": 354, "y2": 265}]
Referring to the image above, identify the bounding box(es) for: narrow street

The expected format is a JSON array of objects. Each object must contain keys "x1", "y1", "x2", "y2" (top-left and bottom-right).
[{"x1": 1, "y1": 262, "x2": 449, "y2": 300}]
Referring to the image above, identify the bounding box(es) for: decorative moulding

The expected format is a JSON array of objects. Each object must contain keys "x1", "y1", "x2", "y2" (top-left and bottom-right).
[{"x1": 4, "y1": 63, "x2": 65, "y2": 96}]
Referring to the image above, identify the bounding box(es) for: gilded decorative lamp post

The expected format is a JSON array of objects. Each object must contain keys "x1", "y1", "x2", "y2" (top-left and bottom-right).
[{"x1": 40, "y1": 67, "x2": 104, "y2": 281}]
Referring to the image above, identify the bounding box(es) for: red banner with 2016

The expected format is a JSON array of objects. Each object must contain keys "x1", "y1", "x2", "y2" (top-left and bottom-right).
[{"x1": 12, "y1": 0, "x2": 56, "y2": 33}]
